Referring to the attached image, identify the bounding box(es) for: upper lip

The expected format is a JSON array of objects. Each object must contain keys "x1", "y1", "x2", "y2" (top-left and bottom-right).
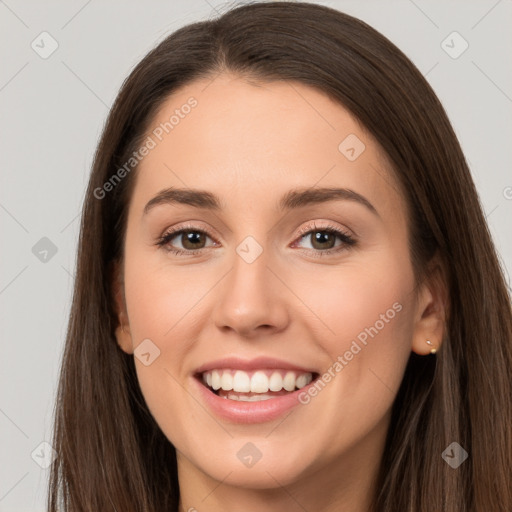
[{"x1": 194, "y1": 356, "x2": 318, "y2": 375}]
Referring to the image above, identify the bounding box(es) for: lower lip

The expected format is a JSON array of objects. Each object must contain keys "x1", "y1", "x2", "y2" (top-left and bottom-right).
[{"x1": 192, "y1": 376, "x2": 315, "y2": 424}]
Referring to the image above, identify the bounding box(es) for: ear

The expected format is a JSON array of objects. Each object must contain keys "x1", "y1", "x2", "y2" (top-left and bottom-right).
[
  {"x1": 411, "y1": 252, "x2": 449, "y2": 356},
  {"x1": 111, "y1": 260, "x2": 134, "y2": 354}
]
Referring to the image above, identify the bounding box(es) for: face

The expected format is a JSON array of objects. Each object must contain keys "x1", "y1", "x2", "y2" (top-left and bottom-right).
[{"x1": 113, "y1": 73, "x2": 444, "y2": 495}]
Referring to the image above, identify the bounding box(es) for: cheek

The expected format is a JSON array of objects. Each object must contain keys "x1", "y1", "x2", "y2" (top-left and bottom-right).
[
  {"x1": 123, "y1": 256, "x2": 208, "y2": 347},
  {"x1": 306, "y1": 260, "x2": 411, "y2": 344},
  {"x1": 121, "y1": 257, "x2": 204, "y2": 445},
  {"x1": 302, "y1": 257, "x2": 414, "y2": 396},
  {"x1": 121, "y1": 254, "x2": 196, "y2": 376},
  {"x1": 288, "y1": 260, "x2": 415, "y2": 456}
]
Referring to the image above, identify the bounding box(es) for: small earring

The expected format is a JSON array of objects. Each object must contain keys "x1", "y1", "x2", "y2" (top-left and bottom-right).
[{"x1": 426, "y1": 339, "x2": 437, "y2": 354}]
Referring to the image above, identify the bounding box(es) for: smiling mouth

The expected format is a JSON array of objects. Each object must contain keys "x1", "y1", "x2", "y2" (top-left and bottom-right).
[{"x1": 197, "y1": 369, "x2": 319, "y2": 401}]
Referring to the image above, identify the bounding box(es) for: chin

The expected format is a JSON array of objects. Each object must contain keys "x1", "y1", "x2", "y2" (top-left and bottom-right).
[{"x1": 188, "y1": 441, "x2": 315, "y2": 490}]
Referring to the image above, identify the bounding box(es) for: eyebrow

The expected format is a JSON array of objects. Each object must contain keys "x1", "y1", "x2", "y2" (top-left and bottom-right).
[{"x1": 143, "y1": 186, "x2": 379, "y2": 217}]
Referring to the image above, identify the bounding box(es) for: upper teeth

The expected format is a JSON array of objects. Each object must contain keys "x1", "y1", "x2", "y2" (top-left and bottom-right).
[{"x1": 202, "y1": 369, "x2": 313, "y2": 393}]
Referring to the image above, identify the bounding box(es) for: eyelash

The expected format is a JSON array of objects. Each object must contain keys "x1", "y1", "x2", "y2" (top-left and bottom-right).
[{"x1": 156, "y1": 221, "x2": 356, "y2": 258}]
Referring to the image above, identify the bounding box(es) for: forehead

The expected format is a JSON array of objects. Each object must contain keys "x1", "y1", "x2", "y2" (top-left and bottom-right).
[{"x1": 131, "y1": 73, "x2": 405, "y2": 220}]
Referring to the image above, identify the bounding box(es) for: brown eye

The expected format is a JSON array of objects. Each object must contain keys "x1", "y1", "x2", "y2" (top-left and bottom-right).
[
  {"x1": 177, "y1": 230, "x2": 208, "y2": 250},
  {"x1": 308, "y1": 230, "x2": 338, "y2": 250},
  {"x1": 156, "y1": 227, "x2": 216, "y2": 255},
  {"x1": 294, "y1": 223, "x2": 356, "y2": 256}
]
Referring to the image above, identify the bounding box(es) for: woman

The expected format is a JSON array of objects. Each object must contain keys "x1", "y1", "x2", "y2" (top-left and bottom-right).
[{"x1": 48, "y1": 2, "x2": 512, "y2": 511}]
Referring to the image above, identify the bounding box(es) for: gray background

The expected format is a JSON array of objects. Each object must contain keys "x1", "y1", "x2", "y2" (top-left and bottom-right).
[{"x1": 1, "y1": 0, "x2": 511, "y2": 510}]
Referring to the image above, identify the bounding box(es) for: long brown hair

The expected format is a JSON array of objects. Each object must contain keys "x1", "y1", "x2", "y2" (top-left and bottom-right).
[{"x1": 48, "y1": 2, "x2": 512, "y2": 510}]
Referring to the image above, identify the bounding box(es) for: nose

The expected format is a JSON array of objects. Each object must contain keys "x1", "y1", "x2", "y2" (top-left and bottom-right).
[{"x1": 212, "y1": 248, "x2": 290, "y2": 339}]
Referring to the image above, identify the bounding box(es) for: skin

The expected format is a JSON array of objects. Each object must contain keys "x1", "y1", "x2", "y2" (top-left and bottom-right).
[{"x1": 113, "y1": 73, "x2": 447, "y2": 512}]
